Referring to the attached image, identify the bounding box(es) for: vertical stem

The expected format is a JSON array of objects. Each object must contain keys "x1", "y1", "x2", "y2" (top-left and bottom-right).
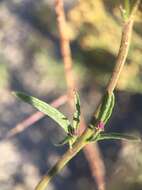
[
  {"x1": 107, "y1": 19, "x2": 133, "y2": 94},
  {"x1": 55, "y1": 0, "x2": 75, "y2": 105},
  {"x1": 54, "y1": 0, "x2": 106, "y2": 189},
  {"x1": 84, "y1": 144, "x2": 106, "y2": 190},
  {"x1": 107, "y1": 0, "x2": 140, "y2": 94},
  {"x1": 124, "y1": 0, "x2": 130, "y2": 17}
]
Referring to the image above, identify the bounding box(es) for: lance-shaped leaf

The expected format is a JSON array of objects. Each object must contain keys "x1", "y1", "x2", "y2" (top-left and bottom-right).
[
  {"x1": 14, "y1": 92, "x2": 72, "y2": 133},
  {"x1": 72, "y1": 91, "x2": 81, "y2": 130},
  {"x1": 103, "y1": 93, "x2": 115, "y2": 125},
  {"x1": 97, "y1": 92, "x2": 115, "y2": 125},
  {"x1": 90, "y1": 132, "x2": 141, "y2": 142}
]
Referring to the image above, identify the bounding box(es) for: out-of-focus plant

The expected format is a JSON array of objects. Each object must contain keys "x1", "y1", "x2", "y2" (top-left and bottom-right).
[
  {"x1": 68, "y1": 0, "x2": 142, "y2": 93},
  {"x1": 13, "y1": 1, "x2": 141, "y2": 190},
  {"x1": 0, "y1": 56, "x2": 9, "y2": 89}
]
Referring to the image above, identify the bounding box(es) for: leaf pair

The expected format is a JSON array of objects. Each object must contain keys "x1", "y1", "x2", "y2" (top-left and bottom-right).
[
  {"x1": 89, "y1": 92, "x2": 140, "y2": 143},
  {"x1": 14, "y1": 91, "x2": 140, "y2": 146},
  {"x1": 14, "y1": 91, "x2": 81, "y2": 148},
  {"x1": 90, "y1": 92, "x2": 115, "y2": 130},
  {"x1": 72, "y1": 92, "x2": 80, "y2": 131},
  {"x1": 56, "y1": 91, "x2": 81, "y2": 148},
  {"x1": 97, "y1": 92, "x2": 115, "y2": 125}
]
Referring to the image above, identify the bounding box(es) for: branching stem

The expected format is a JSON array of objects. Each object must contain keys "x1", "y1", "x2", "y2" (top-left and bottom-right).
[{"x1": 35, "y1": 1, "x2": 140, "y2": 189}]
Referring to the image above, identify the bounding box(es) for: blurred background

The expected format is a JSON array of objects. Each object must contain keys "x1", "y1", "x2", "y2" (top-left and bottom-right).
[{"x1": 0, "y1": 0, "x2": 142, "y2": 190}]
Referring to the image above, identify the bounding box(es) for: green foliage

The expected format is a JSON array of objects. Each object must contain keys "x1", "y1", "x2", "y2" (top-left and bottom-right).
[
  {"x1": 72, "y1": 91, "x2": 81, "y2": 130},
  {"x1": 88, "y1": 92, "x2": 140, "y2": 143},
  {"x1": 97, "y1": 92, "x2": 115, "y2": 125},
  {"x1": 14, "y1": 91, "x2": 82, "y2": 148},
  {"x1": 14, "y1": 91, "x2": 140, "y2": 149},
  {"x1": 56, "y1": 92, "x2": 81, "y2": 148},
  {"x1": 123, "y1": 0, "x2": 130, "y2": 20},
  {"x1": 90, "y1": 92, "x2": 115, "y2": 132},
  {"x1": 68, "y1": 0, "x2": 142, "y2": 93},
  {"x1": 96, "y1": 132, "x2": 140, "y2": 142},
  {"x1": 13, "y1": 91, "x2": 72, "y2": 133},
  {"x1": 123, "y1": 0, "x2": 140, "y2": 20}
]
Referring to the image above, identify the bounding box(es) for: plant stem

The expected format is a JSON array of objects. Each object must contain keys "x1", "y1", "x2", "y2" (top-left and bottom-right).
[
  {"x1": 107, "y1": 19, "x2": 133, "y2": 94},
  {"x1": 35, "y1": 128, "x2": 93, "y2": 190},
  {"x1": 35, "y1": 1, "x2": 140, "y2": 189},
  {"x1": 124, "y1": 0, "x2": 130, "y2": 18},
  {"x1": 55, "y1": 0, "x2": 75, "y2": 105},
  {"x1": 107, "y1": 0, "x2": 140, "y2": 94},
  {"x1": 54, "y1": 0, "x2": 106, "y2": 189}
]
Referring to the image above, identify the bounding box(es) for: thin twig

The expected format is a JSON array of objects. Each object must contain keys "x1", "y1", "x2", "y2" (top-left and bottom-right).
[
  {"x1": 54, "y1": 0, "x2": 106, "y2": 190},
  {"x1": 5, "y1": 95, "x2": 67, "y2": 139},
  {"x1": 55, "y1": 0, "x2": 75, "y2": 105},
  {"x1": 129, "y1": 0, "x2": 140, "y2": 19},
  {"x1": 84, "y1": 144, "x2": 105, "y2": 190},
  {"x1": 79, "y1": 117, "x2": 106, "y2": 190},
  {"x1": 107, "y1": 20, "x2": 133, "y2": 94},
  {"x1": 107, "y1": 0, "x2": 140, "y2": 94},
  {"x1": 35, "y1": 1, "x2": 140, "y2": 190}
]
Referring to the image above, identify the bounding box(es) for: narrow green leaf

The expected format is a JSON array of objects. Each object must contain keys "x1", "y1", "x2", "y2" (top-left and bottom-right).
[
  {"x1": 103, "y1": 92, "x2": 115, "y2": 124},
  {"x1": 13, "y1": 91, "x2": 72, "y2": 133},
  {"x1": 72, "y1": 91, "x2": 81, "y2": 130},
  {"x1": 97, "y1": 92, "x2": 112, "y2": 123},
  {"x1": 96, "y1": 92, "x2": 115, "y2": 126},
  {"x1": 96, "y1": 132, "x2": 141, "y2": 142}
]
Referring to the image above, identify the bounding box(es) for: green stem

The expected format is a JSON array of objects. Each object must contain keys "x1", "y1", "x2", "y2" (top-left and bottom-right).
[
  {"x1": 35, "y1": 1, "x2": 140, "y2": 189},
  {"x1": 107, "y1": 0, "x2": 140, "y2": 94},
  {"x1": 35, "y1": 128, "x2": 93, "y2": 190},
  {"x1": 124, "y1": 0, "x2": 130, "y2": 18}
]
